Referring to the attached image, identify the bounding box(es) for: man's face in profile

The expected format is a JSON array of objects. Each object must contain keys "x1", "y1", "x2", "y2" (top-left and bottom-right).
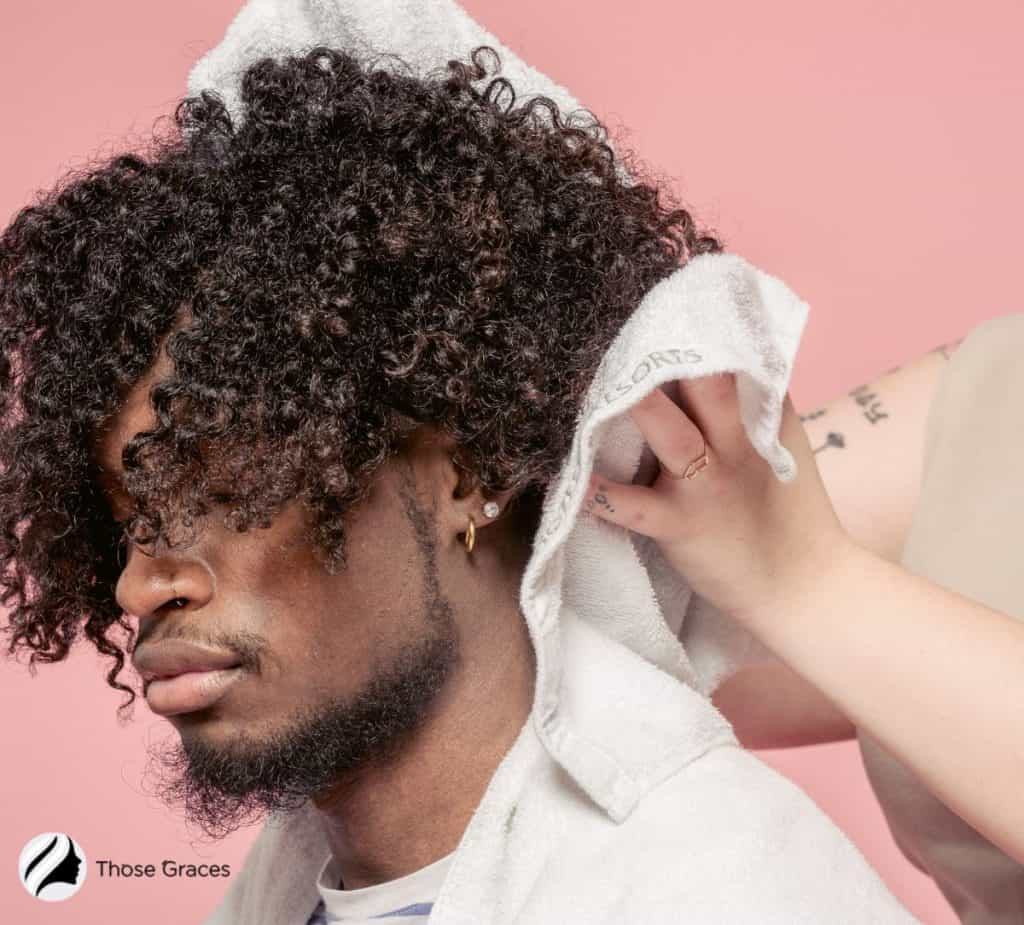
[{"x1": 94, "y1": 348, "x2": 461, "y2": 839}]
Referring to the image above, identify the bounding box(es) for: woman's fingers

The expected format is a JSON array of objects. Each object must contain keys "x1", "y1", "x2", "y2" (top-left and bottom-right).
[
  {"x1": 585, "y1": 372, "x2": 760, "y2": 539},
  {"x1": 676, "y1": 372, "x2": 746, "y2": 456},
  {"x1": 627, "y1": 385, "x2": 710, "y2": 479},
  {"x1": 586, "y1": 375, "x2": 729, "y2": 540},
  {"x1": 582, "y1": 474, "x2": 680, "y2": 542}
]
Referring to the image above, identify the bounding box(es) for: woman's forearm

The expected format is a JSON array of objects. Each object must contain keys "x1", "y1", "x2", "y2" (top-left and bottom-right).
[
  {"x1": 581, "y1": 369, "x2": 1023, "y2": 859},
  {"x1": 742, "y1": 539, "x2": 1024, "y2": 862}
]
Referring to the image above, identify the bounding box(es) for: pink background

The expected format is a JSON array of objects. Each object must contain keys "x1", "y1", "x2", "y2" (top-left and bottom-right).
[{"x1": 3, "y1": 2, "x2": 1022, "y2": 922}]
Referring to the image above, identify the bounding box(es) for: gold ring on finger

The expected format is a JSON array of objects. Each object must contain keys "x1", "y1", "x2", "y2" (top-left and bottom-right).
[{"x1": 662, "y1": 437, "x2": 710, "y2": 480}]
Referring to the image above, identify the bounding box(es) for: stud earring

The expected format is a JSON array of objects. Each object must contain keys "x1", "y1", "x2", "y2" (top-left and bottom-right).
[{"x1": 482, "y1": 501, "x2": 500, "y2": 519}]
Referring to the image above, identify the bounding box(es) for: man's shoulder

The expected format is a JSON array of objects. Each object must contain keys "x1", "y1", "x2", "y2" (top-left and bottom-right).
[
  {"x1": 621, "y1": 743, "x2": 858, "y2": 852},
  {"x1": 518, "y1": 743, "x2": 919, "y2": 923},
  {"x1": 543, "y1": 739, "x2": 849, "y2": 855}
]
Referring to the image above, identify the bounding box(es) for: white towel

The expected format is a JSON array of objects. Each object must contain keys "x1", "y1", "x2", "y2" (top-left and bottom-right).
[
  {"x1": 533, "y1": 254, "x2": 802, "y2": 698},
  {"x1": 187, "y1": 0, "x2": 801, "y2": 701}
]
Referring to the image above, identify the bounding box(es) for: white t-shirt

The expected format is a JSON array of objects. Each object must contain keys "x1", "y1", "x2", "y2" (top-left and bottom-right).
[{"x1": 304, "y1": 849, "x2": 455, "y2": 924}]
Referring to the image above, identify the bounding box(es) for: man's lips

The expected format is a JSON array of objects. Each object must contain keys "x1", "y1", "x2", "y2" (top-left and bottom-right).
[
  {"x1": 130, "y1": 639, "x2": 245, "y2": 716},
  {"x1": 143, "y1": 667, "x2": 244, "y2": 716},
  {"x1": 132, "y1": 638, "x2": 241, "y2": 683}
]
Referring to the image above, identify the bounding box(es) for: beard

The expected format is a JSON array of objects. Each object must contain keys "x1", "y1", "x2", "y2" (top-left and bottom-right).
[{"x1": 143, "y1": 603, "x2": 459, "y2": 841}]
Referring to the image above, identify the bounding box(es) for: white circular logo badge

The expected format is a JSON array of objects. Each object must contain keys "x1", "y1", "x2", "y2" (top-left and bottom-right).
[{"x1": 18, "y1": 832, "x2": 87, "y2": 901}]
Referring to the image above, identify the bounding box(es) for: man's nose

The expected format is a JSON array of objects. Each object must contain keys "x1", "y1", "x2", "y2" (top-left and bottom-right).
[{"x1": 115, "y1": 540, "x2": 215, "y2": 626}]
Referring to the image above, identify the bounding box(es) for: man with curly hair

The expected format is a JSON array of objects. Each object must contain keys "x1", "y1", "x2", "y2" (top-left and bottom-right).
[{"x1": 0, "y1": 40, "x2": 919, "y2": 925}]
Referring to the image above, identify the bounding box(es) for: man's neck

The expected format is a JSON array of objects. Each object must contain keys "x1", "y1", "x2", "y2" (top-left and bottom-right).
[{"x1": 311, "y1": 611, "x2": 536, "y2": 891}]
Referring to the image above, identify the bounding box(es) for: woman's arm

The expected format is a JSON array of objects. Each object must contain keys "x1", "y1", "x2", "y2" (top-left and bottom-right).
[
  {"x1": 741, "y1": 537, "x2": 1024, "y2": 864},
  {"x1": 711, "y1": 656, "x2": 855, "y2": 749},
  {"x1": 798, "y1": 336, "x2": 963, "y2": 563},
  {"x1": 582, "y1": 350, "x2": 1024, "y2": 862},
  {"x1": 713, "y1": 335, "x2": 963, "y2": 749}
]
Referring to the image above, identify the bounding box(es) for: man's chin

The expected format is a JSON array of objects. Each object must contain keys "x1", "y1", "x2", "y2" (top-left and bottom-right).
[
  {"x1": 142, "y1": 729, "x2": 311, "y2": 841},
  {"x1": 139, "y1": 624, "x2": 459, "y2": 839},
  {"x1": 139, "y1": 695, "x2": 404, "y2": 840}
]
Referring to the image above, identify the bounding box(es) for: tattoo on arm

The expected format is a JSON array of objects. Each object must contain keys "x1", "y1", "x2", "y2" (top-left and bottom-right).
[
  {"x1": 884, "y1": 333, "x2": 966, "y2": 376},
  {"x1": 802, "y1": 333, "x2": 964, "y2": 437},
  {"x1": 849, "y1": 384, "x2": 889, "y2": 424},
  {"x1": 813, "y1": 432, "x2": 846, "y2": 454}
]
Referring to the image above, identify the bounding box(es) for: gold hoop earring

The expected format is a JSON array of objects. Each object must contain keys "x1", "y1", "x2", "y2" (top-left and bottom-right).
[{"x1": 463, "y1": 513, "x2": 476, "y2": 553}]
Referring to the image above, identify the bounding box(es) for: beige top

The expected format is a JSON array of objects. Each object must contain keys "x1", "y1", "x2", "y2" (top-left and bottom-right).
[{"x1": 857, "y1": 313, "x2": 1024, "y2": 924}]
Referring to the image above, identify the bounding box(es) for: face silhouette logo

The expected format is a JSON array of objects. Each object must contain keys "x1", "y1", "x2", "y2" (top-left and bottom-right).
[{"x1": 18, "y1": 832, "x2": 87, "y2": 901}]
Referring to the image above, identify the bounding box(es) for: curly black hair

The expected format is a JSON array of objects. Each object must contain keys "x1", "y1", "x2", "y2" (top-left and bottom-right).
[{"x1": 0, "y1": 44, "x2": 724, "y2": 718}]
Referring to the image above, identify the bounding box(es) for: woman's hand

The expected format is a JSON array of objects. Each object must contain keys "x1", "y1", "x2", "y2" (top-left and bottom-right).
[
  {"x1": 582, "y1": 370, "x2": 1024, "y2": 865},
  {"x1": 581, "y1": 373, "x2": 853, "y2": 627}
]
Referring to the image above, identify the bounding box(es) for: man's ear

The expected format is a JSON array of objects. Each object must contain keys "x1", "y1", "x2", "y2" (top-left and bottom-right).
[
  {"x1": 447, "y1": 449, "x2": 474, "y2": 501},
  {"x1": 446, "y1": 450, "x2": 522, "y2": 524}
]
